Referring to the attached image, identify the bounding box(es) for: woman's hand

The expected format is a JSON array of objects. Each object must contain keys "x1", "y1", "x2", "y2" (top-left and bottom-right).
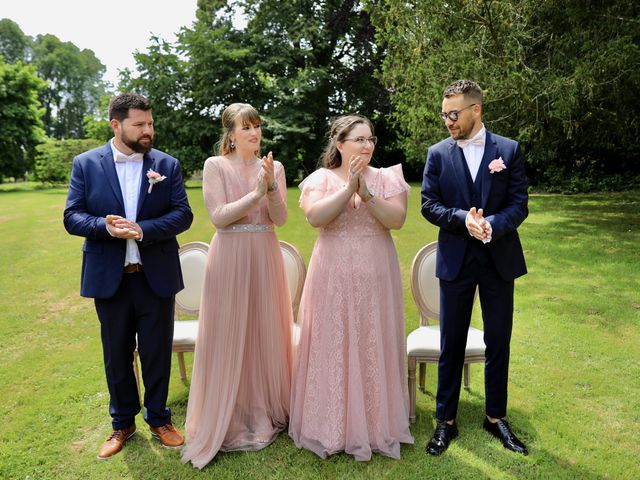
[
  {"x1": 347, "y1": 155, "x2": 365, "y2": 193},
  {"x1": 254, "y1": 169, "x2": 268, "y2": 198},
  {"x1": 261, "y1": 151, "x2": 276, "y2": 186},
  {"x1": 356, "y1": 174, "x2": 373, "y2": 203}
]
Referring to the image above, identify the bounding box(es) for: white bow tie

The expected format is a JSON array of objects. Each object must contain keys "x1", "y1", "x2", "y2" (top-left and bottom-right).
[
  {"x1": 456, "y1": 132, "x2": 485, "y2": 149},
  {"x1": 114, "y1": 151, "x2": 143, "y2": 163}
]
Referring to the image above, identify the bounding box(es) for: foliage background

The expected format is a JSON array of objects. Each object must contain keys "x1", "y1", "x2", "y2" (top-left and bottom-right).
[{"x1": 2, "y1": 1, "x2": 639, "y2": 190}]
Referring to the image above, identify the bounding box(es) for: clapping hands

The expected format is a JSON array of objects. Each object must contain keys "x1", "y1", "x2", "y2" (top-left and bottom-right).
[
  {"x1": 255, "y1": 151, "x2": 275, "y2": 197},
  {"x1": 347, "y1": 155, "x2": 372, "y2": 199}
]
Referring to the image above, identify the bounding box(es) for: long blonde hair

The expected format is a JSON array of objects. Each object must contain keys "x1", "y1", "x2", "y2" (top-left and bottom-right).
[
  {"x1": 218, "y1": 103, "x2": 262, "y2": 156},
  {"x1": 320, "y1": 114, "x2": 374, "y2": 169}
]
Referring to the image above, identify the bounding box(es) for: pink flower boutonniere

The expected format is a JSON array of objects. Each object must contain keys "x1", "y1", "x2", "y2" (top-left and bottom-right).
[
  {"x1": 146, "y1": 169, "x2": 166, "y2": 193},
  {"x1": 488, "y1": 157, "x2": 507, "y2": 174}
]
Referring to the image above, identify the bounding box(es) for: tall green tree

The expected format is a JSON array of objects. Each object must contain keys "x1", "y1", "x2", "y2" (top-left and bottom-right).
[
  {"x1": 372, "y1": 0, "x2": 640, "y2": 191},
  {"x1": 0, "y1": 57, "x2": 45, "y2": 181},
  {"x1": 32, "y1": 34, "x2": 107, "y2": 140},
  {"x1": 0, "y1": 18, "x2": 31, "y2": 63},
  {"x1": 124, "y1": 0, "x2": 404, "y2": 181}
]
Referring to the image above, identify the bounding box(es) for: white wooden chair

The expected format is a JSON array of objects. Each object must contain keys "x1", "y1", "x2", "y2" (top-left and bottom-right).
[
  {"x1": 279, "y1": 240, "x2": 306, "y2": 345},
  {"x1": 134, "y1": 241, "x2": 208, "y2": 394},
  {"x1": 407, "y1": 241, "x2": 485, "y2": 423}
]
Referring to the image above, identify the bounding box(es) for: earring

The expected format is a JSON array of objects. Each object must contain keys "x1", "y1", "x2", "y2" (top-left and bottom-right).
[{"x1": 230, "y1": 139, "x2": 236, "y2": 149}]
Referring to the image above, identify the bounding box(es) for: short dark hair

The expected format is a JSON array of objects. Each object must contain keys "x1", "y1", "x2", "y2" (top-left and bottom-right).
[
  {"x1": 108, "y1": 93, "x2": 152, "y2": 121},
  {"x1": 443, "y1": 80, "x2": 483, "y2": 105}
]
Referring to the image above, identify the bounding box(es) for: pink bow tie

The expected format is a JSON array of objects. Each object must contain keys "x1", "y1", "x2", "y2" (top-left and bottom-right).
[
  {"x1": 456, "y1": 132, "x2": 485, "y2": 149},
  {"x1": 114, "y1": 152, "x2": 143, "y2": 163}
]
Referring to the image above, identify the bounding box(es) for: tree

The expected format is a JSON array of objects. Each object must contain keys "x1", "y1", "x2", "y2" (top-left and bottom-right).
[
  {"x1": 0, "y1": 18, "x2": 31, "y2": 63},
  {"x1": 124, "y1": 0, "x2": 405, "y2": 181},
  {"x1": 83, "y1": 94, "x2": 114, "y2": 143},
  {"x1": 34, "y1": 138, "x2": 102, "y2": 184},
  {"x1": 32, "y1": 33, "x2": 108, "y2": 140},
  {"x1": 0, "y1": 57, "x2": 45, "y2": 181},
  {"x1": 372, "y1": 0, "x2": 640, "y2": 191}
]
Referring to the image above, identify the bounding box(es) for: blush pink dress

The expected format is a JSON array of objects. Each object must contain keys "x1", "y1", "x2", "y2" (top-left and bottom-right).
[
  {"x1": 289, "y1": 164, "x2": 414, "y2": 461},
  {"x1": 182, "y1": 156, "x2": 293, "y2": 469}
]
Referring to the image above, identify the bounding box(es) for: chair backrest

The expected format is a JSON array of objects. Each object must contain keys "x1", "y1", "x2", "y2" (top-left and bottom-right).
[
  {"x1": 279, "y1": 240, "x2": 306, "y2": 321},
  {"x1": 410, "y1": 241, "x2": 440, "y2": 326},
  {"x1": 176, "y1": 241, "x2": 209, "y2": 316}
]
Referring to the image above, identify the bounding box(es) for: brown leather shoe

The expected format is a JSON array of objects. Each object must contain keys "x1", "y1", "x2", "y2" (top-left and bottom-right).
[
  {"x1": 97, "y1": 424, "x2": 136, "y2": 460},
  {"x1": 150, "y1": 423, "x2": 184, "y2": 448}
]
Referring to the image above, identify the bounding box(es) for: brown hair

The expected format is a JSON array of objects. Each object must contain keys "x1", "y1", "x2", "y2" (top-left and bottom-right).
[
  {"x1": 443, "y1": 79, "x2": 483, "y2": 105},
  {"x1": 218, "y1": 103, "x2": 262, "y2": 156},
  {"x1": 108, "y1": 93, "x2": 152, "y2": 121},
  {"x1": 320, "y1": 114, "x2": 374, "y2": 169}
]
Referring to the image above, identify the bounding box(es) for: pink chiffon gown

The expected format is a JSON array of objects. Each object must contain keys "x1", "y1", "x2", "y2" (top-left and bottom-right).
[
  {"x1": 289, "y1": 164, "x2": 414, "y2": 461},
  {"x1": 182, "y1": 156, "x2": 293, "y2": 469}
]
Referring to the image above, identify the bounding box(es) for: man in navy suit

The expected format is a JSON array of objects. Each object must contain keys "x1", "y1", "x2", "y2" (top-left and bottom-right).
[
  {"x1": 64, "y1": 93, "x2": 193, "y2": 460},
  {"x1": 421, "y1": 80, "x2": 529, "y2": 456}
]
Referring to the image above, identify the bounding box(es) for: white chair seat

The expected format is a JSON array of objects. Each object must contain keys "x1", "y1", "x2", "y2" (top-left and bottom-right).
[
  {"x1": 172, "y1": 320, "x2": 199, "y2": 348},
  {"x1": 407, "y1": 325, "x2": 485, "y2": 357}
]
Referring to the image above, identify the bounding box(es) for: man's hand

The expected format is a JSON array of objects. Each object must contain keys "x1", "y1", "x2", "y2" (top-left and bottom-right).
[
  {"x1": 466, "y1": 207, "x2": 491, "y2": 242},
  {"x1": 106, "y1": 214, "x2": 142, "y2": 240}
]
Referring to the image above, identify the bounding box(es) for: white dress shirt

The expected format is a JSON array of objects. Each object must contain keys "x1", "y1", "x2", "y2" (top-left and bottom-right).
[
  {"x1": 460, "y1": 124, "x2": 486, "y2": 182},
  {"x1": 110, "y1": 140, "x2": 143, "y2": 266},
  {"x1": 459, "y1": 125, "x2": 493, "y2": 242}
]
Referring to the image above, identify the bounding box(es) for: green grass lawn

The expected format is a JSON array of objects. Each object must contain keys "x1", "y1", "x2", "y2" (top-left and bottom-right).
[{"x1": 1, "y1": 183, "x2": 638, "y2": 479}]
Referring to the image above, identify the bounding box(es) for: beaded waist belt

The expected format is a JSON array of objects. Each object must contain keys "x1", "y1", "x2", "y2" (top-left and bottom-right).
[{"x1": 217, "y1": 224, "x2": 274, "y2": 233}]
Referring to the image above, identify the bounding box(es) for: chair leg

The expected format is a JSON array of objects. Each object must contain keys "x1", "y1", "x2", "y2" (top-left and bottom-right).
[
  {"x1": 133, "y1": 350, "x2": 142, "y2": 400},
  {"x1": 463, "y1": 363, "x2": 470, "y2": 390},
  {"x1": 419, "y1": 362, "x2": 426, "y2": 393},
  {"x1": 177, "y1": 352, "x2": 187, "y2": 383},
  {"x1": 408, "y1": 356, "x2": 416, "y2": 423}
]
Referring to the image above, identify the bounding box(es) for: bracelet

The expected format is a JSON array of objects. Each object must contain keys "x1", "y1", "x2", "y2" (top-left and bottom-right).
[{"x1": 267, "y1": 180, "x2": 279, "y2": 192}]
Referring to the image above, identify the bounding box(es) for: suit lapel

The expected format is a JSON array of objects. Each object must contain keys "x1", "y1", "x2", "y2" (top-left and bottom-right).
[
  {"x1": 137, "y1": 152, "x2": 154, "y2": 217},
  {"x1": 99, "y1": 144, "x2": 125, "y2": 211},
  {"x1": 480, "y1": 131, "x2": 498, "y2": 209},
  {"x1": 448, "y1": 141, "x2": 472, "y2": 206}
]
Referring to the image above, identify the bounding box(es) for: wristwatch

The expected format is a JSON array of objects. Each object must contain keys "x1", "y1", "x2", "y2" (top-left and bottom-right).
[
  {"x1": 268, "y1": 180, "x2": 279, "y2": 192},
  {"x1": 364, "y1": 190, "x2": 375, "y2": 204}
]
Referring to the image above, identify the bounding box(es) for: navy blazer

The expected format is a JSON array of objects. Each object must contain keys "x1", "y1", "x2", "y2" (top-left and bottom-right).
[
  {"x1": 64, "y1": 142, "x2": 193, "y2": 299},
  {"x1": 421, "y1": 131, "x2": 528, "y2": 282}
]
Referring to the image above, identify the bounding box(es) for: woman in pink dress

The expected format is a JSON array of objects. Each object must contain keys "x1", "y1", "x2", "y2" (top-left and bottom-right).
[
  {"x1": 182, "y1": 103, "x2": 293, "y2": 469},
  {"x1": 289, "y1": 114, "x2": 414, "y2": 460}
]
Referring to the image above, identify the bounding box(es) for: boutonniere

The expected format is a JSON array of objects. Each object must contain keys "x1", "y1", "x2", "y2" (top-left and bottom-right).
[
  {"x1": 146, "y1": 169, "x2": 166, "y2": 193},
  {"x1": 488, "y1": 157, "x2": 507, "y2": 174}
]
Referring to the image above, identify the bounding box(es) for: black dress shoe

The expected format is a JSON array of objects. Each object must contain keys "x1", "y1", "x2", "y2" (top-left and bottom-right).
[
  {"x1": 426, "y1": 421, "x2": 458, "y2": 456},
  {"x1": 483, "y1": 418, "x2": 528, "y2": 455}
]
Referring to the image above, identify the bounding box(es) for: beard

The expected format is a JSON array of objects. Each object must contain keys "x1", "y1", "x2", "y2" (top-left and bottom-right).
[{"x1": 121, "y1": 132, "x2": 153, "y2": 154}]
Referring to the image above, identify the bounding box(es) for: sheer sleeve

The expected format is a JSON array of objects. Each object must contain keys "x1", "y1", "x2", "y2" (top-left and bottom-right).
[
  {"x1": 298, "y1": 169, "x2": 329, "y2": 206},
  {"x1": 380, "y1": 164, "x2": 411, "y2": 199},
  {"x1": 202, "y1": 156, "x2": 259, "y2": 228},
  {"x1": 266, "y1": 161, "x2": 288, "y2": 226}
]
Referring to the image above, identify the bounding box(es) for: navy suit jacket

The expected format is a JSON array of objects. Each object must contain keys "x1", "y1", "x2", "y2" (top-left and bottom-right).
[
  {"x1": 421, "y1": 131, "x2": 528, "y2": 282},
  {"x1": 64, "y1": 142, "x2": 193, "y2": 299}
]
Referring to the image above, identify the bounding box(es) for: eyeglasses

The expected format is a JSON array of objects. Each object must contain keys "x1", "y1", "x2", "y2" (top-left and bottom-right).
[
  {"x1": 440, "y1": 104, "x2": 476, "y2": 122},
  {"x1": 343, "y1": 136, "x2": 378, "y2": 146}
]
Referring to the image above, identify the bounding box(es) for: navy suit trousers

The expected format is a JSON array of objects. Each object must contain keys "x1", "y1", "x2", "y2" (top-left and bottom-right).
[
  {"x1": 436, "y1": 256, "x2": 514, "y2": 421},
  {"x1": 95, "y1": 271, "x2": 174, "y2": 429}
]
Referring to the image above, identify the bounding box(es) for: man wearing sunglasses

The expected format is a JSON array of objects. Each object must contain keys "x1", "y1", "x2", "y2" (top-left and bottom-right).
[{"x1": 421, "y1": 80, "x2": 529, "y2": 456}]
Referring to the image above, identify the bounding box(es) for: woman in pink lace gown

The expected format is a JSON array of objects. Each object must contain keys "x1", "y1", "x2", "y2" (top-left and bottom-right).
[
  {"x1": 289, "y1": 115, "x2": 414, "y2": 460},
  {"x1": 182, "y1": 104, "x2": 293, "y2": 469}
]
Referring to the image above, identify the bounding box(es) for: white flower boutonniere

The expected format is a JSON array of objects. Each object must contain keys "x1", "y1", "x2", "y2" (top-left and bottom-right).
[
  {"x1": 146, "y1": 169, "x2": 166, "y2": 193},
  {"x1": 488, "y1": 157, "x2": 507, "y2": 174}
]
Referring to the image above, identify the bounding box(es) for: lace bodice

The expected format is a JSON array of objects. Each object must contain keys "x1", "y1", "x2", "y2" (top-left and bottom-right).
[{"x1": 299, "y1": 164, "x2": 410, "y2": 236}]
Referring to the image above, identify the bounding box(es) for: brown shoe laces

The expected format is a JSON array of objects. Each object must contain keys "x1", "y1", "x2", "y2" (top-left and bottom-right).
[{"x1": 106, "y1": 429, "x2": 127, "y2": 442}]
